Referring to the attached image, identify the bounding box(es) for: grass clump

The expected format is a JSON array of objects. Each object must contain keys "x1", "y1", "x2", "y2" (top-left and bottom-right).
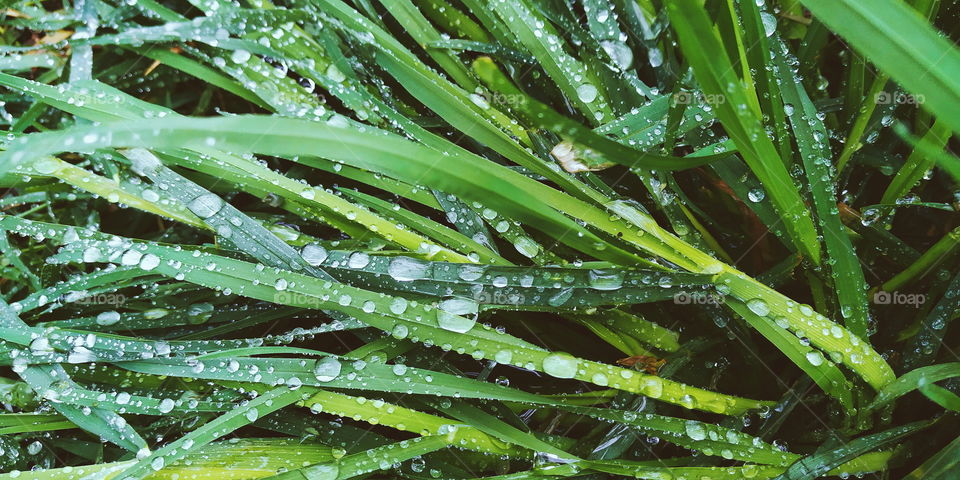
[{"x1": 0, "y1": 0, "x2": 959, "y2": 478}]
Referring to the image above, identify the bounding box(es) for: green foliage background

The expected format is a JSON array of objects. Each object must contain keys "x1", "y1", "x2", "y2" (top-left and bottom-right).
[{"x1": 0, "y1": 0, "x2": 958, "y2": 478}]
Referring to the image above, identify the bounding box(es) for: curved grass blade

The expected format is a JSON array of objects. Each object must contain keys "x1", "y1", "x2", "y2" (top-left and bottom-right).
[
  {"x1": 117, "y1": 387, "x2": 308, "y2": 480},
  {"x1": 869, "y1": 362, "x2": 960, "y2": 410},
  {"x1": 666, "y1": 0, "x2": 821, "y2": 264},
  {"x1": 772, "y1": 420, "x2": 931, "y2": 480},
  {"x1": 798, "y1": 0, "x2": 960, "y2": 135}
]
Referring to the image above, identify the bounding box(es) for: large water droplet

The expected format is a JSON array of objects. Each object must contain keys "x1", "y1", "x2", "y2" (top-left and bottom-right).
[
  {"x1": 746, "y1": 298, "x2": 770, "y2": 316},
  {"x1": 313, "y1": 357, "x2": 342, "y2": 382},
  {"x1": 301, "y1": 244, "x2": 328, "y2": 266},
  {"x1": 388, "y1": 257, "x2": 430, "y2": 281},
  {"x1": 588, "y1": 270, "x2": 624, "y2": 290},
  {"x1": 542, "y1": 352, "x2": 579, "y2": 379},
  {"x1": 685, "y1": 421, "x2": 707, "y2": 440},
  {"x1": 437, "y1": 298, "x2": 478, "y2": 333},
  {"x1": 805, "y1": 351, "x2": 825, "y2": 366},
  {"x1": 187, "y1": 193, "x2": 224, "y2": 219},
  {"x1": 577, "y1": 83, "x2": 598, "y2": 103}
]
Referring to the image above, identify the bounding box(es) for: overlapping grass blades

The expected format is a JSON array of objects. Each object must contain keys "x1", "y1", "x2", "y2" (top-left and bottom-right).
[{"x1": 1, "y1": 0, "x2": 958, "y2": 477}]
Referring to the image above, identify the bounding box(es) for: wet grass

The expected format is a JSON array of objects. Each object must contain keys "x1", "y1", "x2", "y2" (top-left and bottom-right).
[{"x1": 0, "y1": 0, "x2": 958, "y2": 479}]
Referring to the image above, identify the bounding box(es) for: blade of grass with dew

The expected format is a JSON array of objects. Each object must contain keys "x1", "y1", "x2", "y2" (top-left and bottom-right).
[
  {"x1": 799, "y1": 0, "x2": 960, "y2": 135},
  {"x1": 1, "y1": 114, "x2": 897, "y2": 390},
  {"x1": 666, "y1": 0, "x2": 821, "y2": 264},
  {"x1": 773, "y1": 39, "x2": 871, "y2": 338},
  {"x1": 771, "y1": 420, "x2": 931, "y2": 480},
  {"x1": 0, "y1": 300, "x2": 148, "y2": 453}
]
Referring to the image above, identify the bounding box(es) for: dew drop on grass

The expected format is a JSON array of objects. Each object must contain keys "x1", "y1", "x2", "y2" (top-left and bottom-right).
[
  {"x1": 542, "y1": 352, "x2": 578, "y2": 378},
  {"x1": 158, "y1": 398, "x2": 175, "y2": 414},
  {"x1": 389, "y1": 297, "x2": 408, "y2": 315},
  {"x1": 121, "y1": 249, "x2": 143, "y2": 266},
  {"x1": 391, "y1": 324, "x2": 409, "y2": 339},
  {"x1": 588, "y1": 269, "x2": 624, "y2": 290},
  {"x1": 760, "y1": 12, "x2": 777, "y2": 36},
  {"x1": 245, "y1": 408, "x2": 259, "y2": 422},
  {"x1": 27, "y1": 441, "x2": 42, "y2": 455},
  {"x1": 139, "y1": 253, "x2": 160, "y2": 270},
  {"x1": 747, "y1": 188, "x2": 765, "y2": 202},
  {"x1": 469, "y1": 93, "x2": 490, "y2": 110},
  {"x1": 326, "y1": 64, "x2": 346, "y2": 82},
  {"x1": 601, "y1": 40, "x2": 633, "y2": 70},
  {"x1": 151, "y1": 457, "x2": 165, "y2": 471},
  {"x1": 231, "y1": 49, "x2": 251, "y2": 63},
  {"x1": 301, "y1": 244, "x2": 328, "y2": 266},
  {"x1": 458, "y1": 265, "x2": 484, "y2": 281},
  {"x1": 83, "y1": 246, "x2": 102, "y2": 262},
  {"x1": 68, "y1": 346, "x2": 96, "y2": 364},
  {"x1": 313, "y1": 357, "x2": 342, "y2": 382},
  {"x1": 437, "y1": 298, "x2": 479, "y2": 333},
  {"x1": 642, "y1": 377, "x2": 664, "y2": 398},
  {"x1": 746, "y1": 298, "x2": 770, "y2": 316},
  {"x1": 96, "y1": 311, "x2": 121, "y2": 326},
  {"x1": 684, "y1": 421, "x2": 707, "y2": 440},
  {"x1": 388, "y1": 257, "x2": 429, "y2": 281},
  {"x1": 783, "y1": 103, "x2": 794, "y2": 116},
  {"x1": 310, "y1": 464, "x2": 339, "y2": 480},
  {"x1": 548, "y1": 288, "x2": 573, "y2": 307},
  {"x1": 187, "y1": 193, "x2": 224, "y2": 218},
  {"x1": 805, "y1": 351, "x2": 825, "y2": 366},
  {"x1": 348, "y1": 252, "x2": 370, "y2": 269},
  {"x1": 577, "y1": 83, "x2": 598, "y2": 103},
  {"x1": 648, "y1": 47, "x2": 663, "y2": 67},
  {"x1": 494, "y1": 350, "x2": 513, "y2": 364},
  {"x1": 513, "y1": 237, "x2": 540, "y2": 258}
]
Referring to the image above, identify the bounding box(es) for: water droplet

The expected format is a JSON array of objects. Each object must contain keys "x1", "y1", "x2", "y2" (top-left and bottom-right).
[
  {"x1": 513, "y1": 237, "x2": 540, "y2": 258},
  {"x1": 437, "y1": 298, "x2": 478, "y2": 333},
  {"x1": 96, "y1": 311, "x2": 121, "y2": 326},
  {"x1": 158, "y1": 398, "x2": 175, "y2": 413},
  {"x1": 577, "y1": 83, "x2": 598, "y2": 103},
  {"x1": 685, "y1": 420, "x2": 707, "y2": 440},
  {"x1": 588, "y1": 270, "x2": 624, "y2": 290},
  {"x1": 348, "y1": 252, "x2": 370, "y2": 269},
  {"x1": 542, "y1": 352, "x2": 579, "y2": 379},
  {"x1": 747, "y1": 188, "x2": 765, "y2": 202},
  {"x1": 601, "y1": 40, "x2": 633, "y2": 70},
  {"x1": 760, "y1": 12, "x2": 777, "y2": 36},
  {"x1": 301, "y1": 244, "x2": 328, "y2": 266},
  {"x1": 231, "y1": 49, "x2": 251, "y2": 63},
  {"x1": 313, "y1": 357, "x2": 342, "y2": 382},
  {"x1": 308, "y1": 464, "x2": 339, "y2": 480},
  {"x1": 389, "y1": 297, "x2": 408, "y2": 315},
  {"x1": 388, "y1": 257, "x2": 430, "y2": 281},
  {"x1": 746, "y1": 298, "x2": 770, "y2": 316},
  {"x1": 187, "y1": 193, "x2": 224, "y2": 218}
]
